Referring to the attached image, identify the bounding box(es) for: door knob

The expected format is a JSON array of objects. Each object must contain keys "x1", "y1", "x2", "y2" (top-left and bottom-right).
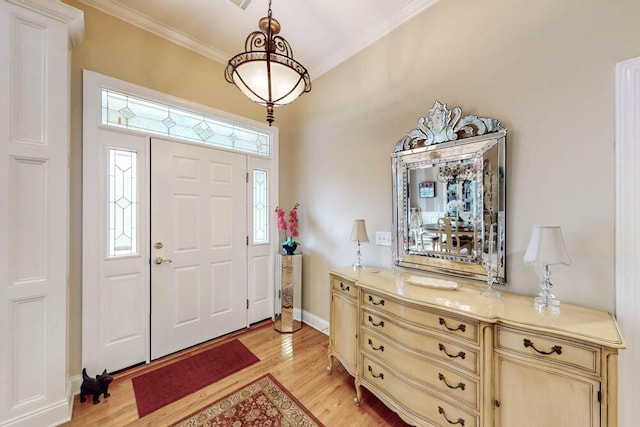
[{"x1": 153, "y1": 257, "x2": 172, "y2": 265}]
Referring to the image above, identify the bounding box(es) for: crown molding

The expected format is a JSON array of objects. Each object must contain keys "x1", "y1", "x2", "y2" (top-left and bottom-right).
[
  {"x1": 8, "y1": 0, "x2": 85, "y2": 46},
  {"x1": 311, "y1": 0, "x2": 439, "y2": 77},
  {"x1": 75, "y1": 0, "x2": 438, "y2": 77},
  {"x1": 76, "y1": 0, "x2": 230, "y2": 63}
]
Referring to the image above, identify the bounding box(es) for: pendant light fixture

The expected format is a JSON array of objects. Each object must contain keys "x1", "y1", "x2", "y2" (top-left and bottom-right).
[{"x1": 225, "y1": 0, "x2": 311, "y2": 126}]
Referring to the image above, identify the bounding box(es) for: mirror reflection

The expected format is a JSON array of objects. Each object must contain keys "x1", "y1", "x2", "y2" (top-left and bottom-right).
[
  {"x1": 392, "y1": 101, "x2": 506, "y2": 283},
  {"x1": 408, "y1": 162, "x2": 478, "y2": 256}
]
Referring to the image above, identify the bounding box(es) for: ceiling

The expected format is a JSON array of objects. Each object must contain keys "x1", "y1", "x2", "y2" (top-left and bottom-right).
[{"x1": 77, "y1": 0, "x2": 438, "y2": 78}]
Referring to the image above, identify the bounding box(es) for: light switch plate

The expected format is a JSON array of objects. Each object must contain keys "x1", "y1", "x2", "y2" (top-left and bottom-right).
[{"x1": 375, "y1": 231, "x2": 392, "y2": 246}]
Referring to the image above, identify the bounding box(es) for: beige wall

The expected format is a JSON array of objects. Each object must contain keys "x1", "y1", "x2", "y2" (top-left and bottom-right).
[
  {"x1": 63, "y1": 0, "x2": 292, "y2": 375},
  {"x1": 288, "y1": 0, "x2": 640, "y2": 321}
]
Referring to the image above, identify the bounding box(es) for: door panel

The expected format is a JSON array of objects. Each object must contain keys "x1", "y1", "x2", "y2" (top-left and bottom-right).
[
  {"x1": 82, "y1": 130, "x2": 150, "y2": 374},
  {"x1": 151, "y1": 139, "x2": 248, "y2": 359},
  {"x1": 495, "y1": 355, "x2": 600, "y2": 427},
  {"x1": 247, "y1": 156, "x2": 275, "y2": 324}
]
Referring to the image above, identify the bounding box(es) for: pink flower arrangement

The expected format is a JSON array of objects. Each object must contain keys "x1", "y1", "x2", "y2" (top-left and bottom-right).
[{"x1": 275, "y1": 203, "x2": 300, "y2": 246}]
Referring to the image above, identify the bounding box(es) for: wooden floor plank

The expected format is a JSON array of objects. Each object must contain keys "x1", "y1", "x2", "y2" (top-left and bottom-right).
[{"x1": 63, "y1": 323, "x2": 409, "y2": 426}]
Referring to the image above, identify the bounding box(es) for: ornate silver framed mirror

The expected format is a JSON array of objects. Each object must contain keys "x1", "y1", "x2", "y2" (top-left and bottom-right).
[{"x1": 392, "y1": 101, "x2": 507, "y2": 283}]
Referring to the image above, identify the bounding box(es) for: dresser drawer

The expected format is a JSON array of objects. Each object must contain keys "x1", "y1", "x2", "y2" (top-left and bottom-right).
[
  {"x1": 331, "y1": 277, "x2": 358, "y2": 299},
  {"x1": 363, "y1": 310, "x2": 478, "y2": 374},
  {"x1": 362, "y1": 356, "x2": 479, "y2": 427},
  {"x1": 362, "y1": 329, "x2": 479, "y2": 410},
  {"x1": 496, "y1": 326, "x2": 600, "y2": 375},
  {"x1": 363, "y1": 291, "x2": 479, "y2": 344}
]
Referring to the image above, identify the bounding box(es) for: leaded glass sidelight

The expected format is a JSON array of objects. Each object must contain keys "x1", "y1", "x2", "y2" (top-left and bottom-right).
[
  {"x1": 253, "y1": 169, "x2": 269, "y2": 244},
  {"x1": 101, "y1": 88, "x2": 272, "y2": 156},
  {"x1": 108, "y1": 148, "x2": 138, "y2": 257}
]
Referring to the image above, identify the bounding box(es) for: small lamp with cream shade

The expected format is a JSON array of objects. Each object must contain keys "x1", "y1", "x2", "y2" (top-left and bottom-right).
[
  {"x1": 523, "y1": 225, "x2": 571, "y2": 313},
  {"x1": 350, "y1": 219, "x2": 369, "y2": 270}
]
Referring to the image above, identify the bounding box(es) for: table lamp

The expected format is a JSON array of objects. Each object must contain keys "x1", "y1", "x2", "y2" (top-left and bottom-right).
[
  {"x1": 350, "y1": 219, "x2": 369, "y2": 270},
  {"x1": 523, "y1": 225, "x2": 571, "y2": 313}
]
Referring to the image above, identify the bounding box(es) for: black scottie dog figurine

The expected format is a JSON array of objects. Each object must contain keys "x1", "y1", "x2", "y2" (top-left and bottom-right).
[{"x1": 80, "y1": 368, "x2": 113, "y2": 404}]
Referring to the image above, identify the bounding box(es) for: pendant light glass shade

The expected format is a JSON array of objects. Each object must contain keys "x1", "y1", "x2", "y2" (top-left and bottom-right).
[{"x1": 225, "y1": 1, "x2": 311, "y2": 125}]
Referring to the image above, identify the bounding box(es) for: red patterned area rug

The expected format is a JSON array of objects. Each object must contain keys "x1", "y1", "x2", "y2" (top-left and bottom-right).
[
  {"x1": 170, "y1": 374, "x2": 324, "y2": 427},
  {"x1": 132, "y1": 339, "x2": 259, "y2": 418}
]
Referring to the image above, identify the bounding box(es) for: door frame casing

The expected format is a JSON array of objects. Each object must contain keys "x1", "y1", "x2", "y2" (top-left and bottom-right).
[
  {"x1": 615, "y1": 56, "x2": 640, "y2": 427},
  {"x1": 81, "y1": 70, "x2": 278, "y2": 373}
]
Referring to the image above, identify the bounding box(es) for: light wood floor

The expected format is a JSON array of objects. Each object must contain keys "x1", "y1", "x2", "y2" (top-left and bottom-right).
[{"x1": 64, "y1": 322, "x2": 408, "y2": 426}]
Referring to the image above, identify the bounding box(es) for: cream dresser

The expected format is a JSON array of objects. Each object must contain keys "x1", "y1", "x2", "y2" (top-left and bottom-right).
[{"x1": 327, "y1": 267, "x2": 624, "y2": 427}]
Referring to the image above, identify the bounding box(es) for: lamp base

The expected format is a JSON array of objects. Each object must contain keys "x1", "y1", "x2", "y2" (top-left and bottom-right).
[
  {"x1": 532, "y1": 263, "x2": 561, "y2": 314},
  {"x1": 353, "y1": 241, "x2": 365, "y2": 271},
  {"x1": 534, "y1": 295, "x2": 560, "y2": 314}
]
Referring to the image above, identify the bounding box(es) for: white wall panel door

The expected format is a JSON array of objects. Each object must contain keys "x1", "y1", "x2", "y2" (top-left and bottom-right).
[
  {"x1": 151, "y1": 139, "x2": 248, "y2": 359},
  {"x1": 0, "y1": 2, "x2": 82, "y2": 426}
]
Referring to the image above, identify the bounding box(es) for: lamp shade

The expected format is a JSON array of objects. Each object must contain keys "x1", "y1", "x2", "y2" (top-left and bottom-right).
[
  {"x1": 230, "y1": 56, "x2": 309, "y2": 106},
  {"x1": 523, "y1": 225, "x2": 571, "y2": 266},
  {"x1": 224, "y1": 1, "x2": 311, "y2": 125},
  {"x1": 350, "y1": 219, "x2": 369, "y2": 243}
]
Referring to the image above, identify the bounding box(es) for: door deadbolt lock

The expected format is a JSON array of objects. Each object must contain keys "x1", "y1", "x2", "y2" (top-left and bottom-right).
[
  {"x1": 154, "y1": 242, "x2": 163, "y2": 249},
  {"x1": 153, "y1": 257, "x2": 172, "y2": 265}
]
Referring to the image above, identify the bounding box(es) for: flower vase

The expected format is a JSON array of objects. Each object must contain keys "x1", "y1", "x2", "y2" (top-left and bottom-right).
[{"x1": 282, "y1": 242, "x2": 297, "y2": 255}]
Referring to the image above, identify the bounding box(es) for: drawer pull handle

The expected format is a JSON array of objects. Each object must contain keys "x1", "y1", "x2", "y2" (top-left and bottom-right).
[
  {"x1": 438, "y1": 406, "x2": 465, "y2": 426},
  {"x1": 367, "y1": 339, "x2": 384, "y2": 352},
  {"x1": 439, "y1": 343, "x2": 466, "y2": 359},
  {"x1": 439, "y1": 317, "x2": 466, "y2": 333},
  {"x1": 368, "y1": 316, "x2": 385, "y2": 327},
  {"x1": 339, "y1": 282, "x2": 350, "y2": 292},
  {"x1": 368, "y1": 365, "x2": 384, "y2": 380},
  {"x1": 368, "y1": 295, "x2": 385, "y2": 306},
  {"x1": 523, "y1": 338, "x2": 562, "y2": 355},
  {"x1": 438, "y1": 373, "x2": 466, "y2": 390}
]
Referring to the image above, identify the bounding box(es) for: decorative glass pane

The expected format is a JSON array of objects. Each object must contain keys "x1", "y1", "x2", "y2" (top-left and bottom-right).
[
  {"x1": 101, "y1": 88, "x2": 271, "y2": 156},
  {"x1": 253, "y1": 169, "x2": 269, "y2": 244},
  {"x1": 108, "y1": 148, "x2": 138, "y2": 257}
]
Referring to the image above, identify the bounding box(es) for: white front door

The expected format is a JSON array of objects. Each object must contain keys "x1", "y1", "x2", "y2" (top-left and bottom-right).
[
  {"x1": 82, "y1": 72, "x2": 278, "y2": 374},
  {"x1": 150, "y1": 138, "x2": 248, "y2": 359}
]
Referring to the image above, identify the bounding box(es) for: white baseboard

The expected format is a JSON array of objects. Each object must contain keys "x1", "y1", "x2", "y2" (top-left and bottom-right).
[
  {"x1": 67, "y1": 374, "x2": 82, "y2": 399},
  {"x1": 68, "y1": 375, "x2": 83, "y2": 397},
  {"x1": 302, "y1": 310, "x2": 329, "y2": 335},
  {"x1": 0, "y1": 374, "x2": 83, "y2": 426},
  {"x1": 0, "y1": 399, "x2": 69, "y2": 427},
  {"x1": 59, "y1": 374, "x2": 82, "y2": 426}
]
